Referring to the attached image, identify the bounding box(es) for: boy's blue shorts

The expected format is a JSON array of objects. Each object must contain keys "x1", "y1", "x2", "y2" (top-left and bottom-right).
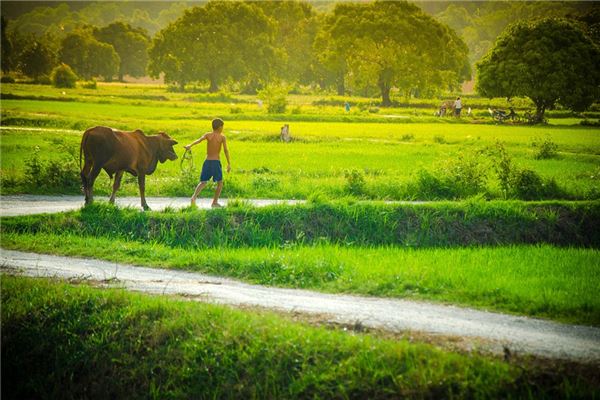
[{"x1": 200, "y1": 160, "x2": 223, "y2": 182}]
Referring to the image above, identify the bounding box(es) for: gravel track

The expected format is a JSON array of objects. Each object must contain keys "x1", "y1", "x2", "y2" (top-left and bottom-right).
[{"x1": 2, "y1": 249, "x2": 599, "y2": 362}]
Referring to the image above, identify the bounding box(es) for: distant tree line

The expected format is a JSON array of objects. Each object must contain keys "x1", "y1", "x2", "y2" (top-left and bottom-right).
[
  {"x1": 1, "y1": 1, "x2": 472, "y2": 105},
  {"x1": 1, "y1": 0, "x2": 598, "y2": 110}
]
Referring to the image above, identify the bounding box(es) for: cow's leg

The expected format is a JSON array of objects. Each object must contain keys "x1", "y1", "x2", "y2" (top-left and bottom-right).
[
  {"x1": 81, "y1": 161, "x2": 93, "y2": 205},
  {"x1": 138, "y1": 174, "x2": 149, "y2": 210},
  {"x1": 86, "y1": 165, "x2": 103, "y2": 205},
  {"x1": 109, "y1": 171, "x2": 124, "y2": 204}
]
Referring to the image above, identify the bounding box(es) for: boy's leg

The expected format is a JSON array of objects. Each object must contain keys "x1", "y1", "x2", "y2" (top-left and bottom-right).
[
  {"x1": 211, "y1": 181, "x2": 223, "y2": 207},
  {"x1": 191, "y1": 181, "x2": 208, "y2": 206}
]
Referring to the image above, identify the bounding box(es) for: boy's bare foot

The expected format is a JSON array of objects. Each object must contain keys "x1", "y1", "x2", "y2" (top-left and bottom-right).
[{"x1": 211, "y1": 202, "x2": 222, "y2": 208}]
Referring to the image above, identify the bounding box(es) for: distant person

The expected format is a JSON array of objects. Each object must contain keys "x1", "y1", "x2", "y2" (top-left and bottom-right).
[
  {"x1": 454, "y1": 97, "x2": 462, "y2": 117},
  {"x1": 184, "y1": 118, "x2": 231, "y2": 208},
  {"x1": 345, "y1": 101, "x2": 350, "y2": 112}
]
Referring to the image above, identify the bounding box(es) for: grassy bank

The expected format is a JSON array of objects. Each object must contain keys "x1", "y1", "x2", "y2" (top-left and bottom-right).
[
  {"x1": 3, "y1": 201, "x2": 598, "y2": 248},
  {"x1": 3, "y1": 232, "x2": 599, "y2": 326},
  {"x1": 2, "y1": 275, "x2": 597, "y2": 399}
]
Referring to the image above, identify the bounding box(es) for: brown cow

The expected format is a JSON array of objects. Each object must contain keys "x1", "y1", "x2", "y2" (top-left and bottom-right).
[{"x1": 80, "y1": 126, "x2": 178, "y2": 210}]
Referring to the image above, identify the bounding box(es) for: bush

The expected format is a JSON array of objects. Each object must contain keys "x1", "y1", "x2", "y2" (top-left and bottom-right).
[
  {"x1": 36, "y1": 75, "x2": 52, "y2": 85},
  {"x1": 81, "y1": 80, "x2": 97, "y2": 89},
  {"x1": 1, "y1": 75, "x2": 15, "y2": 83},
  {"x1": 531, "y1": 137, "x2": 558, "y2": 159},
  {"x1": 230, "y1": 106, "x2": 243, "y2": 114},
  {"x1": 433, "y1": 135, "x2": 446, "y2": 144},
  {"x1": 51, "y1": 64, "x2": 78, "y2": 88},
  {"x1": 24, "y1": 146, "x2": 80, "y2": 192},
  {"x1": 257, "y1": 85, "x2": 288, "y2": 114},
  {"x1": 400, "y1": 134, "x2": 415, "y2": 142},
  {"x1": 251, "y1": 175, "x2": 280, "y2": 190},
  {"x1": 344, "y1": 169, "x2": 366, "y2": 195}
]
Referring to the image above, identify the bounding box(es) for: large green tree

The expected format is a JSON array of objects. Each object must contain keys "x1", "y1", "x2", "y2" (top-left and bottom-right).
[
  {"x1": 477, "y1": 18, "x2": 600, "y2": 120},
  {"x1": 18, "y1": 38, "x2": 56, "y2": 80},
  {"x1": 323, "y1": 1, "x2": 470, "y2": 106},
  {"x1": 255, "y1": 1, "x2": 319, "y2": 88},
  {"x1": 94, "y1": 22, "x2": 150, "y2": 81},
  {"x1": 59, "y1": 30, "x2": 120, "y2": 80},
  {"x1": 149, "y1": 1, "x2": 276, "y2": 92}
]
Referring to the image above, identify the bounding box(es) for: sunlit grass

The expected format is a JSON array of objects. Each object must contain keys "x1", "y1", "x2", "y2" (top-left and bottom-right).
[{"x1": 8, "y1": 274, "x2": 594, "y2": 399}]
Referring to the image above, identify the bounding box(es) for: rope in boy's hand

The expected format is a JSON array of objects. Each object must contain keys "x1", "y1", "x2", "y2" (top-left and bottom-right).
[{"x1": 180, "y1": 147, "x2": 194, "y2": 173}]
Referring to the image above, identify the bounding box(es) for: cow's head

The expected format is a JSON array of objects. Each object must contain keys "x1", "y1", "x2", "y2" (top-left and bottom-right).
[{"x1": 157, "y1": 132, "x2": 178, "y2": 162}]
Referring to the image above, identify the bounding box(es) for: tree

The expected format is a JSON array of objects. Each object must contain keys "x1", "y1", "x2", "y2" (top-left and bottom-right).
[
  {"x1": 477, "y1": 18, "x2": 600, "y2": 120},
  {"x1": 149, "y1": 1, "x2": 276, "y2": 92},
  {"x1": 18, "y1": 38, "x2": 56, "y2": 80},
  {"x1": 1, "y1": 16, "x2": 14, "y2": 73},
  {"x1": 94, "y1": 22, "x2": 150, "y2": 81},
  {"x1": 59, "y1": 30, "x2": 120, "y2": 80},
  {"x1": 323, "y1": 1, "x2": 470, "y2": 106},
  {"x1": 255, "y1": 1, "x2": 319, "y2": 88}
]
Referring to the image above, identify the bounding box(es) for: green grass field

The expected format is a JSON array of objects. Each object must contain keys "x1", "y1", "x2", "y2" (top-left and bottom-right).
[
  {"x1": 3, "y1": 275, "x2": 598, "y2": 399},
  {"x1": 1, "y1": 83, "x2": 599, "y2": 200},
  {"x1": 3, "y1": 201, "x2": 599, "y2": 325},
  {"x1": 2, "y1": 83, "x2": 600, "y2": 396}
]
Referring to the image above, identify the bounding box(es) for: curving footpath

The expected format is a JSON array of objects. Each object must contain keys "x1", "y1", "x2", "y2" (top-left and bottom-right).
[
  {"x1": 0, "y1": 195, "x2": 303, "y2": 216},
  {"x1": 2, "y1": 249, "x2": 599, "y2": 363}
]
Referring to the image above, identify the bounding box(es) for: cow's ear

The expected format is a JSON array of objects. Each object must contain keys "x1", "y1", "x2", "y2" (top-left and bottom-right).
[{"x1": 168, "y1": 139, "x2": 178, "y2": 146}]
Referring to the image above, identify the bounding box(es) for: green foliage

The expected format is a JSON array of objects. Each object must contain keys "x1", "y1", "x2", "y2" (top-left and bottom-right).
[
  {"x1": 23, "y1": 145, "x2": 79, "y2": 192},
  {"x1": 81, "y1": 80, "x2": 97, "y2": 89},
  {"x1": 93, "y1": 22, "x2": 150, "y2": 81},
  {"x1": 323, "y1": 1, "x2": 470, "y2": 106},
  {"x1": 477, "y1": 18, "x2": 600, "y2": 120},
  {"x1": 531, "y1": 136, "x2": 559, "y2": 159},
  {"x1": 149, "y1": 1, "x2": 276, "y2": 92},
  {"x1": 1, "y1": 16, "x2": 13, "y2": 73},
  {"x1": 50, "y1": 63, "x2": 78, "y2": 88},
  {"x1": 18, "y1": 39, "x2": 56, "y2": 80},
  {"x1": 344, "y1": 169, "x2": 366, "y2": 195},
  {"x1": 257, "y1": 85, "x2": 288, "y2": 113},
  {"x1": 59, "y1": 31, "x2": 120, "y2": 80},
  {"x1": 8, "y1": 275, "x2": 596, "y2": 399},
  {"x1": 4, "y1": 201, "x2": 599, "y2": 249}
]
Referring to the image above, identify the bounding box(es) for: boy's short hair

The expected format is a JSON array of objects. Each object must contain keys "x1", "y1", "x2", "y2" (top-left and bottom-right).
[{"x1": 212, "y1": 118, "x2": 224, "y2": 130}]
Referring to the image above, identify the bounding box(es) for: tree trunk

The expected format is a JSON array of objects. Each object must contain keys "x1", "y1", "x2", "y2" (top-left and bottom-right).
[
  {"x1": 336, "y1": 77, "x2": 345, "y2": 96},
  {"x1": 209, "y1": 77, "x2": 219, "y2": 93},
  {"x1": 179, "y1": 80, "x2": 185, "y2": 92},
  {"x1": 380, "y1": 82, "x2": 392, "y2": 107}
]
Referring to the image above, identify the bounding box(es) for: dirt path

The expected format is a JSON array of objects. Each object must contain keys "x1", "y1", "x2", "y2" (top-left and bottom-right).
[
  {"x1": 2, "y1": 249, "x2": 599, "y2": 362},
  {"x1": 0, "y1": 195, "x2": 303, "y2": 216}
]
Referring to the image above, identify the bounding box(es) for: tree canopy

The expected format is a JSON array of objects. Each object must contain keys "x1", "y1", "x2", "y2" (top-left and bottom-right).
[
  {"x1": 18, "y1": 39, "x2": 56, "y2": 80},
  {"x1": 476, "y1": 18, "x2": 600, "y2": 119},
  {"x1": 322, "y1": 1, "x2": 470, "y2": 105},
  {"x1": 94, "y1": 22, "x2": 150, "y2": 81},
  {"x1": 59, "y1": 30, "x2": 120, "y2": 80},
  {"x1": 149, "y1": 1, "x2": 276, "y2": 91}
]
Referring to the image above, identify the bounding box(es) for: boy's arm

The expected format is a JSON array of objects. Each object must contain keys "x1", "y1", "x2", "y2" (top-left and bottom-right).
[
  {"x1": 223, "y1": 136, "x2": 231, "y2": 172},
  {"x1": 184, "y1": 134, "x2": 207, "y2": 150}
]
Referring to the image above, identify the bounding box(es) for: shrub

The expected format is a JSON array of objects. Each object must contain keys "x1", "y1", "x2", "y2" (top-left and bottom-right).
[
  {"x1": 230, "y1": 106, "x2": 243, "y2": 114},
  {"x1": 344, "y1": 169, "x2": 366, "y2": 195},
  {"x1": 531, "y1": 137, "x2": 558, "y2": 159},
  {"x1": 252, "y1": 175, "x2": 280, "y2": 190},
  {"x1": 400, "y1": 134, "x2": 415, "y2": 142},
  {"x1": 257, "y1": 85, "x2": 288, "y2": 114},
  {"x1": 36, "y1": 75, "x2": 52, "y2": 85},
  {"x1": 1, "y1": 75, "x2": 15, "y2": 83},
  {"x1": 434, "y1": 151, "x2": 489, "y2": 197},
  {"x1": 24, "y1": 146, "x2": 80, "y2": 192},
  {"x1": 81, "y1": 80, "x2": 97, "y2": 89},
  {"x1": 433, "y1": 135, "x2": 446, "y2": 144},
  {"x1": 51, "y1": 64, "x2": 78, "y2": 88}
]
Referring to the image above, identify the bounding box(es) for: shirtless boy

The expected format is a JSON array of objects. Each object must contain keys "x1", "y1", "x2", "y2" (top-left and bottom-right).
[{"x1": 184, "y1": 118, "x2": 231, "y2": 207}]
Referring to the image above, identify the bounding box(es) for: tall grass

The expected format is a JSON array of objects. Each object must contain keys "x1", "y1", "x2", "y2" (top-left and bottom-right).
[
  {"x1": 3, "y1": 275, "x2": 597, "y2": 399},
  {"x1": 3, "y1": 201, "x2": 598, "y2": 248}
]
